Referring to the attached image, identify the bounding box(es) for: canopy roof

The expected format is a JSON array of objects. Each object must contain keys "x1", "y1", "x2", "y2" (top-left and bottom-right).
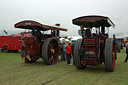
[
  {"x1": 72, "y1": 15, "x2": 115, "y2": 28},
  {"x1": 14, "y1": 20, "x2": 67, "y2": 31}
]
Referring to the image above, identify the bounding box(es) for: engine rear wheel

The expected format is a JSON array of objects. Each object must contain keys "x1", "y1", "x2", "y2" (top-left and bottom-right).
[
  {"x1": 42, "y1": 38, "x2": 59, "y2": 65},
  {"x1": 74, "y1": 39, "x2": 86, "y2": 69},
  {"x1": 105, "y1": 38, "x2": 116, "y2": 72},
  {"x1": 2, "y1": 46, "x2": 9, "y2": 53}
]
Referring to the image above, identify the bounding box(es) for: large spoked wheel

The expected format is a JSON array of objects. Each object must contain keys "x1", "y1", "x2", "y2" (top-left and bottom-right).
[
  {"x1": 2, "y1": 46, "x2": 9, "y2": 53},
  {"x1": 105, "y1": 38, "x2": 116, "y2": 72},
  {"x1": 74, "y1": 39, "x2": 86, "y2": 69},
  {"x1": 21, "y1": 41, "x2": 37, "y2": 63},
  {"x1": 42, "y1": 38, "x2": 59, "y2": 65}
]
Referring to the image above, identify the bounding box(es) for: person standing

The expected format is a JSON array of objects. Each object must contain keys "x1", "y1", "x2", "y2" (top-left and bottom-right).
[
  {"x1": 124, "y1": 41, "x2": 128, "y2": 62},
  {"x1": 66, "y1": 43, "x2": 72, "y2": 65},
  {"x1": 61, "y1": 42, "x2": 66, "y2": 61}
]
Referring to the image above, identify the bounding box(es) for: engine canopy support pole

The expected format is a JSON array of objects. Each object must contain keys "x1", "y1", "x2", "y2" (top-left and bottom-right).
[{"x1": 101, "y1": 26, "x2": 105, "y2": 34}]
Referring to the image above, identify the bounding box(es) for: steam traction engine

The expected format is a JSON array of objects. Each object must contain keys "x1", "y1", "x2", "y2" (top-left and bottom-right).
[
  {"x1": 72, "y1": 15, "x2": 116, "y2": 72},
  {"x1": 14, "y1": 20, "x2": 67, "y2": 65}
]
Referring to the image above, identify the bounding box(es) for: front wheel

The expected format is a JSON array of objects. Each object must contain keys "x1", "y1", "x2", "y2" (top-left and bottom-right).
[
  {"x1": 74, "y1": 39, "x2": 86, "y2": 69},
  {"x1": 105, "y1": 38, "x2": 116, "y2": 72}
]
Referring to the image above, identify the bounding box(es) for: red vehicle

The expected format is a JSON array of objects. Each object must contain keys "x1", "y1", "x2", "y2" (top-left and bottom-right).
[
  {"x1": 0, "y1": 35, "x2": 23, "y2": 52},
  {"x1": 0, "y1": 32, "x2": 32, "y2": 53},
  {"x1": 14, "y1": 20, "x2": 67, "y2": 65},
  {"x1": 72, "y1": 15, "x2": 116, "y2": 72}
]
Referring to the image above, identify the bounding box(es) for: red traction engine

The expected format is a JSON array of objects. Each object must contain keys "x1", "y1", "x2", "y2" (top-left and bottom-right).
[
  {"x1": 14, "y1": 20, "x2": 67, "y2": 65},
  {"x1": 72, "y1": 15, "x2": 116, "y2": 72}
]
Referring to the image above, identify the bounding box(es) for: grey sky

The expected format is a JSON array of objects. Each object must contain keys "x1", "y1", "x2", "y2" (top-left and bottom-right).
[{"x1": 0, "y1": 0, "x2": 128, "y2": 37}]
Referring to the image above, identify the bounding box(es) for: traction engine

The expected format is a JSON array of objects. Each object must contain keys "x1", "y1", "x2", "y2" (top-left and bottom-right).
[{"x1": 72, "y1": 15, "x2": 116, "y2": 72}]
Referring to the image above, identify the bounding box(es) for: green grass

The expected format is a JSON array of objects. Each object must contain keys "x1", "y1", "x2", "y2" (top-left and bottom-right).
[{"x1": 0, "y1": 49, "x2": 128, "y2": 85}]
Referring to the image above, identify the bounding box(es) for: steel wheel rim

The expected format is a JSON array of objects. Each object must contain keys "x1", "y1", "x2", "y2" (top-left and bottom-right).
[{"x1": 48, "y1": 39, "x2": 59, "y2": 64}]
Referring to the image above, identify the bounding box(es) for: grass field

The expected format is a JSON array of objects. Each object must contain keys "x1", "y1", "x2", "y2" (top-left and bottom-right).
[{"x1": 0, "y1": 49, "x2": 128, "y2": 85}]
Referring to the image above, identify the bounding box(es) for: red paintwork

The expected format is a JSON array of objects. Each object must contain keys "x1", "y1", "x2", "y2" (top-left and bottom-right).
[
  {"x1": 83, "y1": 38, "x2": 99, "y2": 65},
  {"x1": 72, "y1": 15, "x2": 115, "y2": 28},
  {"x1": 23, "y1": 35, "x2": 57, "y2": 59},
  {"x1": 73, "y1": 15, "x2": 116, "y2": 71},
  {"x1": 0, "y1": 32, "x2": 32, "y2": 52},
  {"x1": 14, "y1": 20, "x2": 67, "y2": 31},
  {"x1": 81, "y1": 35, "x2": 107, "y2": 66},
  {"x1": 23, "y1": 36, "x2": 41, "y2": 58},
  {"x1": 14, "y1": 20, "x2": 67, "y2": 63},
  {"x1": 0, "y1": 36, "x2": 23, "y2": 51}
]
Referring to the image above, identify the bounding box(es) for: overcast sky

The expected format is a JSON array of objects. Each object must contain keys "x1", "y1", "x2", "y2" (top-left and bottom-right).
[{"x1": 0, "y1": 0, "x2": 128, "y2": 37}]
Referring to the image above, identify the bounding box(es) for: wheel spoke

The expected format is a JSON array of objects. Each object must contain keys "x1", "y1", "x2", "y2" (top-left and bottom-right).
[
  {"x1": 48, "y1": 54, "x2": 52, "y2": 58},
  {"x1": 48, "y1": 46, "x2": 52, "y2": 50},
  {"x1": 52, "y1": 41, "x2": 57, "y2": 47},
  {"x1": 49, "y1": 42, "x2": 52, "y2": 47},
  {"x1": 53, "y1": 53, "x2": 57, "y2": 58},
  {"x1": 50, "y1": 41, "x2": 56, "y2": 48},
  {"x1": 48, "y1": 55, "x2": 53, "y2": 61},
  {"x1": 54, "y1": 48, "x2": 58, "y2": 51},
  {"x1": 51, "y1": 54, "x2": 57, "y2": 62}
]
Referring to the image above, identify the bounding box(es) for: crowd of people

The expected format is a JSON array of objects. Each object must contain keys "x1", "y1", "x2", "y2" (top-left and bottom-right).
[{"x1": 61, "y1": 42, "x2": 75, "y2": 65}]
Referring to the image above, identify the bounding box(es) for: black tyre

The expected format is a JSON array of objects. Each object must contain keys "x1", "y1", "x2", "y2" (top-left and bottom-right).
[
  {"x1": 74, "y1": 39, "x2": 86, "y2": 69},
  {"x1": 42, "y1": 38, "x2": 59, "y2": 65},
  {"x1": 2, "y1": 46, "x2": 9, "y2": 53},
  {"x1": 105, "y1": 38, "x2": 116, "y2": 72}
]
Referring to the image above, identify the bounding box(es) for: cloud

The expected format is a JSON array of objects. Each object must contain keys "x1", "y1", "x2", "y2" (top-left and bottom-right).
[{"x1": 0, "y1": 0, "x2": 128, "y2": 37}]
